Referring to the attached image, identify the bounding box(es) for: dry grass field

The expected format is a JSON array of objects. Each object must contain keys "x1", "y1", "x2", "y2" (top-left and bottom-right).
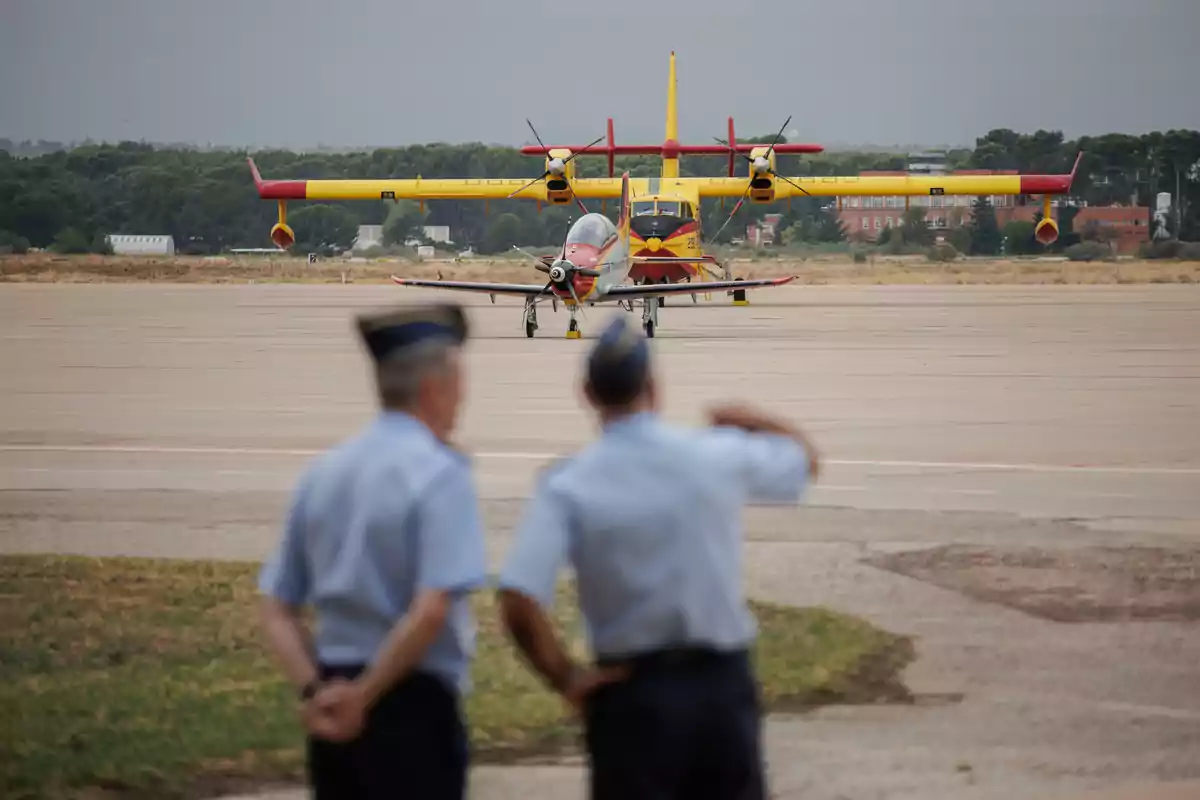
[{"x1": 2, "y1": 252, "x2": 1199, "y2": 286}]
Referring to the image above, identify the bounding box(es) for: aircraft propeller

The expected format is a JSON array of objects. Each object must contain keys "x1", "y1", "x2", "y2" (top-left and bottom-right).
[
  {"x1": 709, "y1": 116, "x2": 810, "y2": 243},
  {"x1": 509, "y1": 221, "x2": 600, "y2": 330},
  {"x1": 509, "y1": 119, "x2": 605, "y2": 215}
]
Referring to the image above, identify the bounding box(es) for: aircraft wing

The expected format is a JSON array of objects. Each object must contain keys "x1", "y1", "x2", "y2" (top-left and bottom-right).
[
  {"x1": 250, "y1": 158, "x2": 554, "y2": 201},
  {"x1": 607, "y1": 276, "x2": 796, "y2": 297},
  {"x1": 390, "y1": 276, "x2": 550, "y2": 296},
  {"x1": 251, "y1": 153, "x2": 1082, "y2": 202}
]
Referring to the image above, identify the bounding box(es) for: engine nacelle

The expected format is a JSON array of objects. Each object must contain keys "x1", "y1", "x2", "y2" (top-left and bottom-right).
[
  {"x1": 545, "y1": 148, "x2": 577, "y2": 205},
  {"x1": 270, "y1": 222, "x2": 295, "y2": 250},
  {"x1": 1034, "y1": 216, "x2": 1059, "y2": 246},
  {"x1": 747, "y1": 145, "x2": 777, "y2": 204}
]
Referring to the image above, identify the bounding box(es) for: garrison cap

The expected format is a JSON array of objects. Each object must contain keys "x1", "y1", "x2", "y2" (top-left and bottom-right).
[
  {"x1": 355, "y1": 303, "x2": 469, "y2": 362},
  {"x1": 587, "y1": 315, "x2": 650, "y2": 405}
]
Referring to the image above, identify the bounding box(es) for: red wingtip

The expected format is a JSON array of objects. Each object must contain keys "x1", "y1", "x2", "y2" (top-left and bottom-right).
[{"x1": 390, "y1": 275, "x2": 407, "y2": 285}]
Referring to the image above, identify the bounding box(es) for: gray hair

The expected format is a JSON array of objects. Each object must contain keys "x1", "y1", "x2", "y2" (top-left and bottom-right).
[{"x1": 374, "y1": 337, "x2": 458, "y2": 408}]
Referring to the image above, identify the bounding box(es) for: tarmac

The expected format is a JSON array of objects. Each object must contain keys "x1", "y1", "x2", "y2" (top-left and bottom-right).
[{"x1": 1, "y1": 283, "x2": 1198, "y2": 799}]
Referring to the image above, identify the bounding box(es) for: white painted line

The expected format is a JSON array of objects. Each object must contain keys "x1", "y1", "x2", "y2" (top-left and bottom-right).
[
  {"x1": 830, "y1": 458, "x2": 1200, "y2": 476},
  {"x1": 1, "y1": 445, "x2": 1198, "y2": 476}
]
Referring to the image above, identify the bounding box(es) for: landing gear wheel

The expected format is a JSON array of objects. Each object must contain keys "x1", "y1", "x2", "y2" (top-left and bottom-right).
[
  {"x1": 569, "y1": 319, "x2": 579, "y2": 333},
  {"x1": 525, "y1": 320, "x2": 535, "y2": 338},
  {"x1": 644, "y1": 319, "x2": 655, "y2": 338}
]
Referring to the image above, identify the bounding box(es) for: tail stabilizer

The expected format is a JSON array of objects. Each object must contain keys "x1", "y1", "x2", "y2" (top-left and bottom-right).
[{"x1": 616, "y1": 171, "x2": 631, "y2": 239}]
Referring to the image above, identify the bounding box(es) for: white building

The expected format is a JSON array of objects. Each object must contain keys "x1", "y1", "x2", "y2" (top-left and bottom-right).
[
  {"x1": 352, "y1": 224, "x2": 384, "y2": 252},
  {"x1": 106, "y1": 234, "x2": 175, "y2": 256},
  {"x1": 422, "y1": 225, "x2": 451, "y2": 244}
]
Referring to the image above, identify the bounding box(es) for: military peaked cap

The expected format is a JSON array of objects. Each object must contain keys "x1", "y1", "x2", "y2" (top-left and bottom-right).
[
  {"x1": 587, "y1": 315, "x2": 650, "y2": 404},
  {"x1": 355, "y1": 303, "x2": 469, "y2": 362}
]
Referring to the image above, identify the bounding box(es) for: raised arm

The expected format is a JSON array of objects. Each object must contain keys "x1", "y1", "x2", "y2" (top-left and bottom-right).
[{"x1": 707, "y1": 403, "x2": 821, "y2": 502}]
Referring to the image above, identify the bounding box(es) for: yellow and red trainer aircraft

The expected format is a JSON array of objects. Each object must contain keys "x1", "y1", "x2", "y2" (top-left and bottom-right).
[
  {"x1": 249, "y1": 50, "x2": 1080, "y2": 295},
  {"x1": 389, "y1": 172, "x2": 794, "y2": 338}
]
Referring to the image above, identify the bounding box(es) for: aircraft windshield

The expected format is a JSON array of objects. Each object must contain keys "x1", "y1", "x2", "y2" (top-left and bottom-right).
[
  {"x1": 633, "y1": 201, "x2": 656, "y2": 216},
  {"x1": 565, "y1": 215, "x2": 614, "y2": 248},
  {"x1": 656, "y1": 201, "x2": 681, "y2": 217}
]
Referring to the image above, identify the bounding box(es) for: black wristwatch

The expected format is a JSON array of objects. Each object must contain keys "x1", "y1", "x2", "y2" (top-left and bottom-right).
[{"x1": 300, "y1": 680, "x2": 320, "y2": 701}]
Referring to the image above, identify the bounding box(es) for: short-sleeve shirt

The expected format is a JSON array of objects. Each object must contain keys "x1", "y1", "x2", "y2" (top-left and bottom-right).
[
  {"x1": 498, "y1": 411, "x2": 809, "y2": 658},
  {"x1": 258, "y1": 411, "x2": 488, "y2": 693}
]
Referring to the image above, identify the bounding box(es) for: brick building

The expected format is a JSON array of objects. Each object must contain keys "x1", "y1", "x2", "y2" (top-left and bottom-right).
[{"x1": 834, "y1": 158, "x2": 1150, "y2": 254}]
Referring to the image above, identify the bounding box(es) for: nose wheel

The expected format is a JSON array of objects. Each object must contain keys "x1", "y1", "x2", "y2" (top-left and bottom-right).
[
  {"x1": 641, "y1": 297, "x2": 658, "y2": 338},
  {"x1": 523, "y1": 297, "x2": 539, "y2": 338}
]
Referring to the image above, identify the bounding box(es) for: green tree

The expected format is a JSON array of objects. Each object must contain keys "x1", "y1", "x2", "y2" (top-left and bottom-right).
[
  {"x1": 288, "y1": 205, "x2": 360, "y2": 255},
  {"x1": 899, "y1": 207, "x2": 933, "y2": 247},
  {"x1": 1003, "y1": 220, "x2": 1037, "y2": 255},
  {"x1": 480, "y1": 213, "x2": 522, "y2": 254},
  {"x1": 948, "y1": 226, "x2": 972, "y2": 254},
  {"x1": 382, "y1": 200, "x2": 428, "y2": 246},
  {"x1": 0, "y1": 230, "x2": 31, "y2": 254},
  {"x1": 52, "y1": 227, "x2": 92, "y2": 254},
  {"x1": 967, "y1": 197, "x2": 1001, "y2": 255}
]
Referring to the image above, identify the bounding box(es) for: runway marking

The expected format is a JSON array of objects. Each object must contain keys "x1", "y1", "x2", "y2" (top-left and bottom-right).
[
  {"x1": 831, "y1": 458, "x2": 1200, "y2": 476},
  {"x1": 2, "y1": 445, "x2": 1199, "y2": 476}
]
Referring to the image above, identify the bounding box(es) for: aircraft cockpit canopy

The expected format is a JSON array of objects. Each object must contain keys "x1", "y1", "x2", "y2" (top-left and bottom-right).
[
  {"x1": 565, "y1": 214, "x2": 616, "y2": 248},
  {"x1": 631, "y1": 200, "x2": 694, "y2": 220}
]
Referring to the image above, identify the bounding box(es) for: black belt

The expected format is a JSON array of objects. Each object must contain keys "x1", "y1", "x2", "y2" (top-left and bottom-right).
[{"x1": 596, "y1": 646, "x2": 747, "y2": 670}]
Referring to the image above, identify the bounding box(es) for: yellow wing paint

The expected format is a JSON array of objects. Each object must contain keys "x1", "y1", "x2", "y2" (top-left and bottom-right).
[
  {"x1": 687, "y1": 173, "x2": 1025, "y2": 198},
  {"x1": 299, "y1": 173, "x2": 1028, "y2": 203},
  {"x1": 302, "y1": 178, "x2": 551, "y2": 201}
]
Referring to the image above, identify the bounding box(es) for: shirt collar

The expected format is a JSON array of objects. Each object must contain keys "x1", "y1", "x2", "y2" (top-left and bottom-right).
[
  {"x1": 376, "y1": 409, "x2": 431, "y2": 437},
  {"x1": 601, "y1": 410, "x2": 657, "y2": 434}
]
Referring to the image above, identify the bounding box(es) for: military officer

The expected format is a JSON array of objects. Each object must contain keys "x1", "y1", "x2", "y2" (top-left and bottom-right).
[
  {"x1": 496, "y1": 314, "x2": 819, "y2": 800},
  {"x1": 257, "y1": 303, "x2": 487, "y2": 800}
]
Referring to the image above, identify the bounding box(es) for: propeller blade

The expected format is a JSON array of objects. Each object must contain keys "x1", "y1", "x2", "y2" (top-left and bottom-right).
[
  {"x1": 772, "y1": 171, "x2": 811, "y2": 196},
  {"x1": 567, "y1": 280, "x2": 587, "y2": 320},
  {"x1": 577, "y1": 268, "x2": 602, "y2": 277},
  {"x1": 508, "y1": 170, "x2": 551, "y2": 199},
  {"x1": 764, "y1": 115, "x2": 792, "y2": 159},
  {"x1": 712, "y1": 137, "x2": 756, "y2": 165},
  {"x1": 713, "y1": 131, "x2": 810, "y2": 196},
  {"x1": 711, "y1": 185, "x2": 751, "y2": 243},
  {"x1": 512, "y1": 244, "x2": 551, "y2": 266},
  {"x1": 525, "y1": 119, "x2": 552, "y2": 156},
  {"x1": 562, "y1": 133, "x2": 607, "y2": 165}
]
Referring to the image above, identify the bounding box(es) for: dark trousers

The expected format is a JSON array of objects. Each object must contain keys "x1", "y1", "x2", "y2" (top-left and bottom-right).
[
  {"x1": 306, "y1": 664, "x2": 468, "y2": 800},
  {"x1": 584, "y1": 648, "x2": 766, "y2": 800}
]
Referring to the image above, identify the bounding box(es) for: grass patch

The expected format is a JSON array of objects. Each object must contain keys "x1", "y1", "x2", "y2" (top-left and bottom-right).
[{"x1": 0, "y1": 554, "x2": 912, "y2": 798}]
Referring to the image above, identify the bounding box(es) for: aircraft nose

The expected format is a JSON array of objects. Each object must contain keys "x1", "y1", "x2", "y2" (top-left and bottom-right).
[{"x1": 549, "y1": 260, "x2": 571, "y2": 282}]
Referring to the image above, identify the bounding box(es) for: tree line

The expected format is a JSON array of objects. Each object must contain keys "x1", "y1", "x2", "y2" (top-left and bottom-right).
[{"x1": 1, "y1": 128, "x2": 1197, "y2": 257}]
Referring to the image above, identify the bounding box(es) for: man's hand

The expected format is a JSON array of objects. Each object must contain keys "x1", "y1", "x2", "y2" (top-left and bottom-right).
[
  {"x1": 708, "y1": 403, "x2": 774, "y2": 432},
  {"x1": 559, "y1": 664, "x2": 630, "y2": 716},
  {"x1": 708, "y1": 402, "x2": 821, "y2": 480},
  {"x1": 303, "y1": 679, "x2": 368, "y2": 742}
]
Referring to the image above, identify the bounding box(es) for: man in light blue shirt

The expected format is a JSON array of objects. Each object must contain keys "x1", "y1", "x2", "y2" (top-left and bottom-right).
[
  {"x1": 257, "y1": 303, "x2": 487, "y2": 800},
  {"x1": 497, "y1": 314, "x2": 820, "y2": 800}
]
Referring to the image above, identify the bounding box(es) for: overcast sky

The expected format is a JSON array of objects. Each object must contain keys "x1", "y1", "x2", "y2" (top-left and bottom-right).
[{"x1": 2, "y1": 0, "x2": 1198, "y2": 151}]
